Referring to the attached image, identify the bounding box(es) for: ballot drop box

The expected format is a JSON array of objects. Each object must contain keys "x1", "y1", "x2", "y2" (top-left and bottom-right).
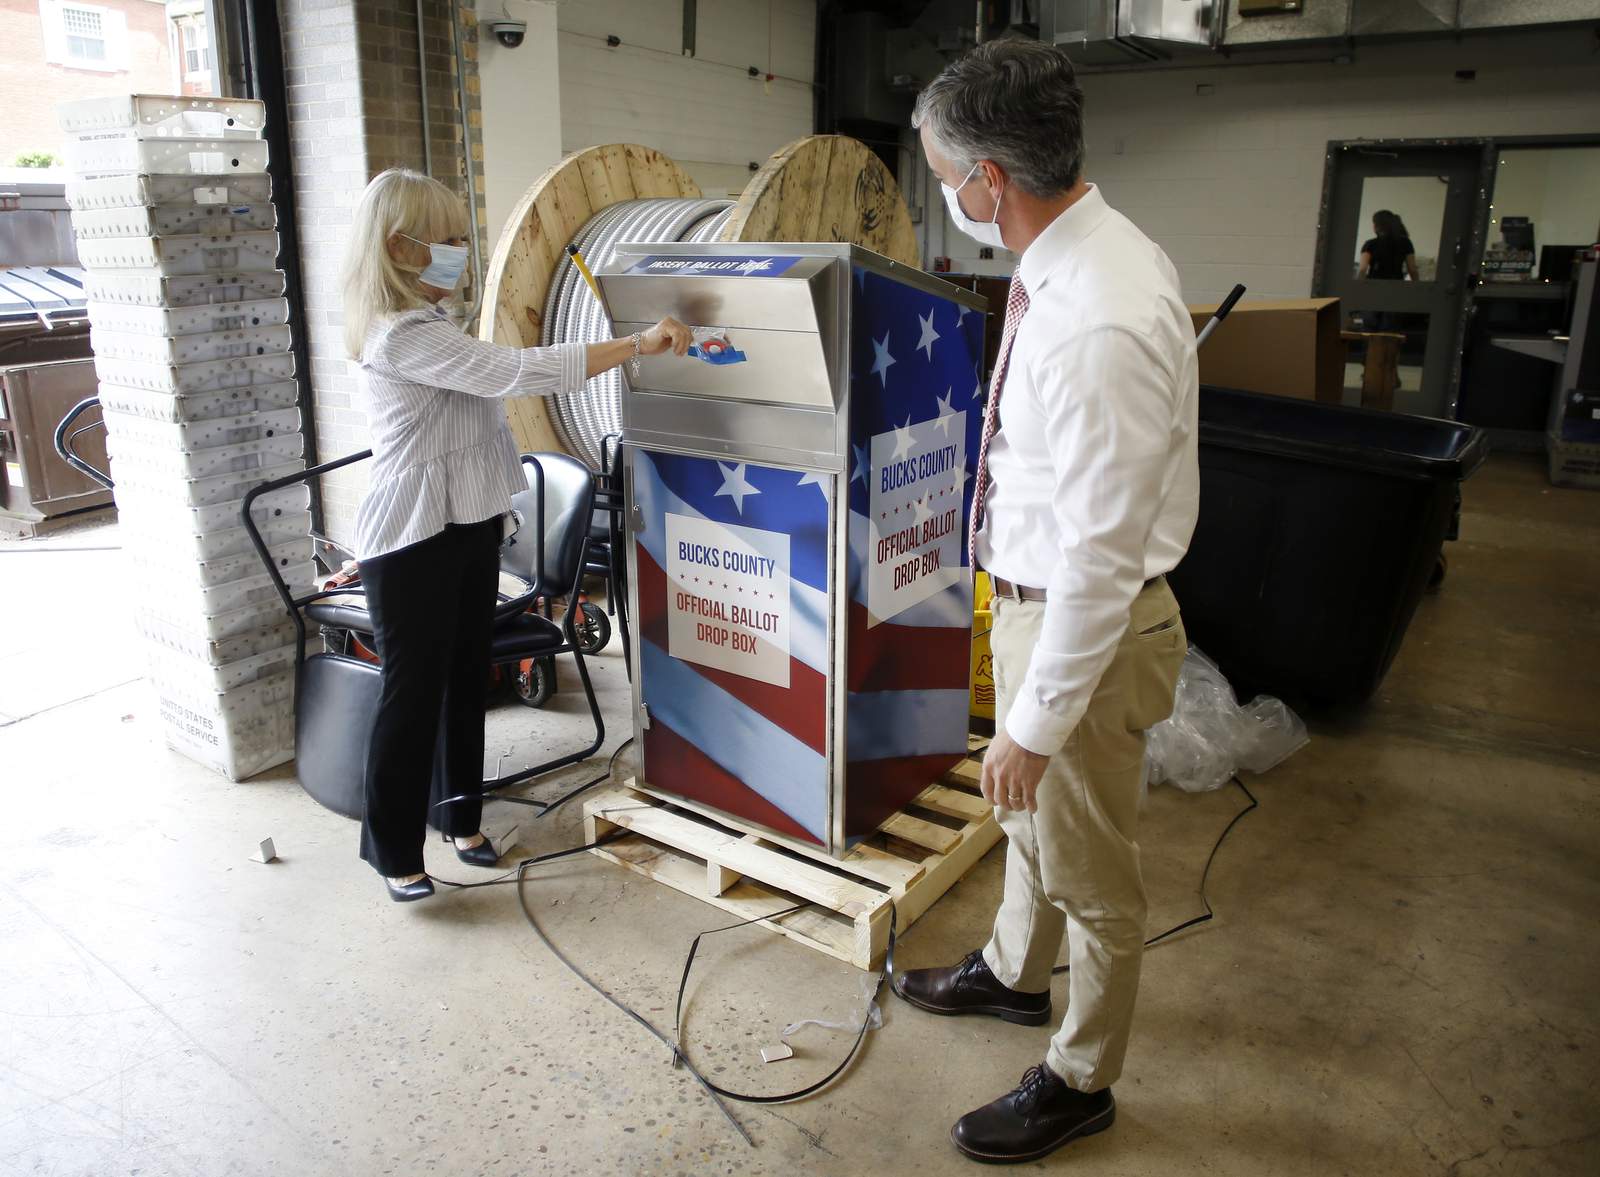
[{"x1": 600, "y1": 244, "x2": 986, "y2": 857}]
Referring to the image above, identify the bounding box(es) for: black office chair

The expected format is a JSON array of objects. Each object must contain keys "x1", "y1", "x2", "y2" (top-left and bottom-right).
[
  {"x1": 575, "y1": 435, "x2": 621, "y2": 657},
  {"x1": 241, "y1": 450, "x2": 605, "y2": 820},
  {"x1": 489, "y1": 453, "x2": 607, "y2": 766},
  {"x1": 588, "y1": 432, "x2": 632, "y2": 681},
  {"x1": 516, "y1": 446, "x2": 613, "y2": 662}
]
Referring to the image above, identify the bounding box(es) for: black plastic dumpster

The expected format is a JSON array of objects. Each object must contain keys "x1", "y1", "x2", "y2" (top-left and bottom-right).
[{"x1": 1168, "y1": 386, "x2": 1489, "y2": 705}]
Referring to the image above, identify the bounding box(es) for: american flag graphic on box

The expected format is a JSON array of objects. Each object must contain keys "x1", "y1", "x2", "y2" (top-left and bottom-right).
[{"x1": 632, "y1": 259, "x2": 985, "y2": 852}]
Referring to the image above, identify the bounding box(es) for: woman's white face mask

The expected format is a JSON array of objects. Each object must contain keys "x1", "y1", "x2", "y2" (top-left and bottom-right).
[
  {"x1": 400, "y1": 233, "x2": 469, "y2": 291},
  {"x1": 943, "y1": 162, "x2": 1006, "y2": 249}
]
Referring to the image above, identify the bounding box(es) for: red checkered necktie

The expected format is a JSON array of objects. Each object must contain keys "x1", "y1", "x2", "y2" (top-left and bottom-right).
[{"x1": 969, "y1": 275, "x2": 1030, "y2": 570}]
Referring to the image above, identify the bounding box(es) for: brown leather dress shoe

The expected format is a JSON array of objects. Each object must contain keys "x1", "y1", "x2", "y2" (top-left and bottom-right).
[
  {"x1": 951, "y1": 1063, "x2": 1115, "y2": 1164},
  {"x1": 891, "y1": 949, "x2": 1051, "y2": 1026}
]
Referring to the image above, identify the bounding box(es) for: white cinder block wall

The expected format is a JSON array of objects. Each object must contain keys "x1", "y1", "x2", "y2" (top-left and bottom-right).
[
  {"x1": 919, "y1": 30, "x2": 1600, "y2": 304},
  {"x1": 481, "y1": 0, "x2": 563, "y2": 245},
  {"x1": 556, "y1": 0, "x2": 816, "y2": 196}
]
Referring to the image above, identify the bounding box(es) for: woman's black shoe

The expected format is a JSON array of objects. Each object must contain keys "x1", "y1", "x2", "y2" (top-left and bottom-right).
[
  {"x1": 452, "y1": 834, "x2": 499, "y2": 868},
  {"x1": 385, "y1": 875, "x2": 435, "y2": 903}
]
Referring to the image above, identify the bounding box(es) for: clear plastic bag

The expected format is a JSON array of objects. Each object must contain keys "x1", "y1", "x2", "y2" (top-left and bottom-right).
[
  {"x1": 1144, "y1": 647, "x2": 1308, "y2": 793},
  {"x1": 780, "y1": 975, "x2": 884, "y2": 1041}
]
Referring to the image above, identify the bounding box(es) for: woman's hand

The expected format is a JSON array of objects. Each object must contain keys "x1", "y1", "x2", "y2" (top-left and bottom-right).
[
  {"x1": 583, "y1": 318, "x2": 694, "y2": 379},
  {"x1": 639, "y1": 317, "x2": 692, "y2": 357}
]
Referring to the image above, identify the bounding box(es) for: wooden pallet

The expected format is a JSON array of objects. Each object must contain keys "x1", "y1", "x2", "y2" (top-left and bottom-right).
[{"x1": 582, "y1": 738, "x2": 999, "y2": 970}]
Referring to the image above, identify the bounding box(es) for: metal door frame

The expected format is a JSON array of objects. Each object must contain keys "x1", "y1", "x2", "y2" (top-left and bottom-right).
[
  {"x1": 1316, "y1": 133, "x2": 1600, "y2": 420},
  {"x1": 1314, "y1": 138, "x2": 1489, "y2": 419}
]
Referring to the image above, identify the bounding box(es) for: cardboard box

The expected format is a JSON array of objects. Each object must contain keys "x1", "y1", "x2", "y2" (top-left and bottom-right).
[
  {"x1": 1189, "y1": 297, "x2": 1344, "y2": 404},
  {"x1": 1548, "y1": 432, "x2": 1600, "y2": 490}
]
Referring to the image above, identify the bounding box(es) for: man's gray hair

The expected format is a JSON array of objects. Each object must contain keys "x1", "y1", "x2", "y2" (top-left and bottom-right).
[{"x1": 912, "y1": 37, "x2": 1085, "y2": 199}]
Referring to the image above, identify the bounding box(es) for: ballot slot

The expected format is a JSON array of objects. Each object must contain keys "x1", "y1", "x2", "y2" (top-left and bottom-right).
[{"x1": 601, "y1": 254, "x2": 839, "y2": 411}]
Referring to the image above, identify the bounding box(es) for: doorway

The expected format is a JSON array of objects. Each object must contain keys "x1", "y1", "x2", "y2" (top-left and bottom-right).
[{"x1": 1317, "y1": 144, "x2": 1483, "y2": 419}]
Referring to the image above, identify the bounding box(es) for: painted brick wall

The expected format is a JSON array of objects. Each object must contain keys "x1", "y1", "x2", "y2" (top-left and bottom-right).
[
  {"x1": 918, "y1": 30, "x2": 1600, "y2": 304},
  {"x1": 280, "y1": 0, "x2": 368, "y2": 542},
  {"x1": 557, "y1": 0, "x2": 815, "y2": 196},
  {"x1": 280, "y1": 0, "x2": 483, "y2": 545}
]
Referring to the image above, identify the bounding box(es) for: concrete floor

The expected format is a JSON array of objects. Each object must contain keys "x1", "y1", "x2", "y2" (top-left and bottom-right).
[{"x1": 1, "y1": 452, "x2": 1597, "y2": 1176}]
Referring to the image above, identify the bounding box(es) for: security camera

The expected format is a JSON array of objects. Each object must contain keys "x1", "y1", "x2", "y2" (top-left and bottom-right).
[{"x1": 487, "y1": 18, "x2": 526, "y2": 49}]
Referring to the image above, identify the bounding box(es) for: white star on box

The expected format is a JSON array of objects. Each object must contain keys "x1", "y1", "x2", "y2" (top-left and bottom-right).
[
  {"x1": 796, "y1": 470, "x2": 828, "y2": 496},
  {"x1": 917, "y1": 310, "x2": 941, "y2": 360},
  {"x1": 871, "y1": 333, "x2": 897, "y2": 388},
  {"x1": 934, "y1": 388, "x2": 956, "y2": 437},
  {"x1": 850, "y1": 442, "x2": 870, "y2": 486},
  {"x1": 911, "y1": 495, "x2": 934, "y2": 524},
  {"x1": 890, "y1": 416, "x2": 916, "y2": 463},
  {"x1": 714, "y1": 462, "x2": 760, "y2": 514}
]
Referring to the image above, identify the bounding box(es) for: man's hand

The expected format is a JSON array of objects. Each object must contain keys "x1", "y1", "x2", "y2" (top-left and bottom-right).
[
  {"x1": 981, "y1": 729, "x2": 1050, "y2": 813},
  {"x1": 640, "y1": 317, "x2": 692, "y2": 356}
]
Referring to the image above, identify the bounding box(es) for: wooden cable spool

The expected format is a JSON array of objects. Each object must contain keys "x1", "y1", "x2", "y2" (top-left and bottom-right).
[{"x1": 478, "y1": 135, "x2": 921, "y2": 457}]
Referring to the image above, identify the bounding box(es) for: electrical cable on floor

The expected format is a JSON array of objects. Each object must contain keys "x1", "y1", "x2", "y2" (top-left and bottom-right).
[
  {"x1": 428, "y1": 739, "x2": 638, "y2": 891},
  {"x1": 431, "y1": 737, "x2": 635, "y2": 818},
  {"x1": 1052, "y1": 774, "x2": 1259, "y2": 974},
  {"x1": 432, "y1": 829, "x2": 630, "y2": 892},
  {"x1": 514, "y1": 857, "x2": 755, "y2": 1145},
  {"x1": 515, "y1": 859, "x2": 899, "y2": 1147},
  {"x1": 671, "y1": 903, "x2": 811, "y2": 1064},
  {"x1": 669, "y1": 904, "x2": 897, "y2": 1107},
  {"x1": 439, "y1": 790, "x2": 897, "y2": 1131},
  {"x1": 437, "y1": 739, "x2": 1256, "y2": 1143}
]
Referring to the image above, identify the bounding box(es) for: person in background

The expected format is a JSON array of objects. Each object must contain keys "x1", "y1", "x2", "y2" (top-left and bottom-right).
[
  {"x1": 340, "y1": 168, "x2": 691, "y2": 904},
  {"x1": 895, "y1": 39, "x2": 1197, "y2": 1164},
  {"x1": 1360, "y1": 209, "x2": 1419, "y2": 281}
]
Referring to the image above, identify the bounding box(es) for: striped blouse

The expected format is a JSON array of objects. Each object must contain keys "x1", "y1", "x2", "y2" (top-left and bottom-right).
[{"x1": 351, "y1": 307, "x2": 587, "y2": 560}]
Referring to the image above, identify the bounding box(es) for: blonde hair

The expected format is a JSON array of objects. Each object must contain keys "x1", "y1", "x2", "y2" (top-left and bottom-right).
[{"x1": 341, "y1": 168, "x2": 469, "y2": 360}]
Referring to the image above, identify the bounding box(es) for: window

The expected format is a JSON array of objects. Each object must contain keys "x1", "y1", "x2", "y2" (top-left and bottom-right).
[
  {"x1": 62, "y1": 6, "x2": 106, "y2": 64},
  {"x1": 181, "y1": 21, "x2": 211, "y2": 76},
  {"x1": 40, "y1": 1, "x2": 127, "y2": 73}
]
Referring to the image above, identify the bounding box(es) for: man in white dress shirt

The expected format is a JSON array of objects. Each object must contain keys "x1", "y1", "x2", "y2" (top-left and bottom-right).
[{"x1": 892, "y1": 38, "x2": 1200, "y2": 1164}]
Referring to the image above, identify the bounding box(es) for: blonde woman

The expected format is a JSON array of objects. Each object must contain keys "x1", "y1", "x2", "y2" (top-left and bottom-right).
[{"x1": 340, "y1": 168, "x2": 690, "y2": 903}]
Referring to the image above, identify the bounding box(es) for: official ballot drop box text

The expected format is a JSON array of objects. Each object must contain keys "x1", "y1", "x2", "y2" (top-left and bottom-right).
[{"x1": 599, "y1": 244, "x2": 986, "y2": 858}]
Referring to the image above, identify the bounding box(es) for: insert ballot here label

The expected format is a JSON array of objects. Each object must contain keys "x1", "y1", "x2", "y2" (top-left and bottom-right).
[
  {"x1": 868, "y1": 412, "x2": 968, "y2": 624},
  {"x1": 665, "y1": 512, "x2": 791, "y2": 687}
]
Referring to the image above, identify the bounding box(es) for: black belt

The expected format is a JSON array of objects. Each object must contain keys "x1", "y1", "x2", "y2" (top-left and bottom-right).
[{"x1": 989, "y1": 573, "x2": 1162, "y2": 603}]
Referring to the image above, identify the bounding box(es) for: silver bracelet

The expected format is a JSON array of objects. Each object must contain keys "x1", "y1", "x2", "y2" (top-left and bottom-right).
[{"x1": 629, "y1": 331, "x2": 642, "y2": 379}]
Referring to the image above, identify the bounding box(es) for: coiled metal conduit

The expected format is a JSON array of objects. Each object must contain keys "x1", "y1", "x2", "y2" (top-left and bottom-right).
[{"x1": 540, "y1": 197, "x2": 736, "y2": 469}]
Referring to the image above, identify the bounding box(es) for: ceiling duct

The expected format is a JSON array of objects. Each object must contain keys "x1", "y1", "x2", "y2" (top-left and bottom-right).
[
  {"x1": 876, "y1": 0, "x2": 1600, "y2": 82},
  {"x1": 1222, "y1": 0, "x2": 1600, "y2": 49},
  {"x1": 1350, "y1": 0, "x2": 1457, "y2": 38},
  {"x1": 1041, "y1": 1, "x2": 1221, "y2": 66},
  {"x1": 1459, "y1": 0, "x2": 1600, "y2": 29},
  {"x1": 1220, "y1": 0, "x2": 1349, "y2": 46}
]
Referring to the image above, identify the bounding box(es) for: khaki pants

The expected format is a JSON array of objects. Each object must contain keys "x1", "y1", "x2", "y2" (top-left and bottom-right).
[{"x1": 981, "y1": 577, "x2": 1186, "y2": 1092}]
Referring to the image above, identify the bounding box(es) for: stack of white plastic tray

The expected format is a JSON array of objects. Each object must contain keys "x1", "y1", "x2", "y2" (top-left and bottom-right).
[{"x1": 59, "y1": 93, "x2": 303, "y2": 780}]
